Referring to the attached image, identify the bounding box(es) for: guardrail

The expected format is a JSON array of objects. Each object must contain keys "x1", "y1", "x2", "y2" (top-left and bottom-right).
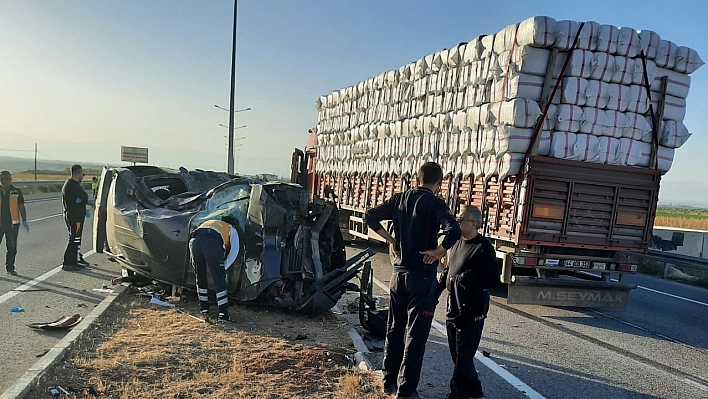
[
  {"x1": 625, "y1": 249, "x2": 708, "y2": 279},
  {"x1": 11, "y1": 180, "x2": 92, "y2": 194}
]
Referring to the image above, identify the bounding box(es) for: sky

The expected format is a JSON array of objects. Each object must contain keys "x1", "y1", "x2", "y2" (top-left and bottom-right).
[{"x1": 0, "y1": 0, "x2": 706, "y2": 205}]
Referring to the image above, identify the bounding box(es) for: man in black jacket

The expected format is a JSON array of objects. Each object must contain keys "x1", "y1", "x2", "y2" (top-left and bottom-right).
[
  {"x1": 61, "y1": 165, "x2": 91, "y2": 271},
  {"x1": 439, "y1": 205, "x2": 499, "y2": 399},
  {"x1": 365, "y1": 162, "x2": 461, "y2": 399}
]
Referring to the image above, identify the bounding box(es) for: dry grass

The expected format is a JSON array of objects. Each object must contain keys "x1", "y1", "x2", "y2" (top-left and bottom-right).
[
  {"x1": 25, "y1": 291, "x2": 388, "y2": 399},
  {"x1": 654, "y1": 216, "x2": 708, "y2": 231}
]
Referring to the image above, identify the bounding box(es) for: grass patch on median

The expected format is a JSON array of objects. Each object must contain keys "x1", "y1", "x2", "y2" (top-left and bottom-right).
[{"x1": 24, "y1": 287, "x2": 387, "y2": 399}]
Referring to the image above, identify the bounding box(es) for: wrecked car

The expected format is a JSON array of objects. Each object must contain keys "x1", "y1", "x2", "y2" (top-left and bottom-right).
[{"x1": 93, "y1": 165, "x2": 372, "y2": 314}]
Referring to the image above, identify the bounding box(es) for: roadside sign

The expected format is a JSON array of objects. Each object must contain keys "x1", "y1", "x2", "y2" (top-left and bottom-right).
[{"x1": 121, "y1": 146, "x2": 148, "y2": 163}]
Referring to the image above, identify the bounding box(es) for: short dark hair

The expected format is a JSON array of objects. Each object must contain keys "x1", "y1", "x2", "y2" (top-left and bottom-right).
[
  {"x1": 0, "y1": 170, "x2": 10, "y2": 178},
  {"x1": 418, "y1": 162, "x2": 443, "y2": 185},
  {"x1": 70, "y1": 164, "x2": 83, "y2": 175}
]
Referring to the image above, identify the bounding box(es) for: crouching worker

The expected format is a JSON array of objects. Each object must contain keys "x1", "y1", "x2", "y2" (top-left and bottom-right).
[
  {"x1": 189, "y1": 215, "x2": 240, "y2": 322},
  {"x1": 439, "y1": 205, "x2": 499, "y2": 399}
]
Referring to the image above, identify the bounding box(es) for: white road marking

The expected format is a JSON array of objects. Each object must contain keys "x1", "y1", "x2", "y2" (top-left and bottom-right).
[
  {"x1": 28, "y1": 214, "x2": 63, "y2": 223},
  {"x1": 578, "y1": 271, "x2": 708, "y2": 307},
  {"x1": 372, "y1": 277, "x2": 547, "y2": 399},
  {"x1": 0, "y1": 250, "x2": 96, "y2": 305}
]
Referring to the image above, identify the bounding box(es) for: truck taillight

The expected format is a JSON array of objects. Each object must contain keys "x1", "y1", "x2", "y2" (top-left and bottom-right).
[
  {"x1": 515, "y1": 256, "x2": 538, "y2": 266},
  {"x1": 532, "y1": 204, "x2": 564, "y2": 220},
  {"x1": 616, "y1": 212, "x2": 646, "y2": 227}
]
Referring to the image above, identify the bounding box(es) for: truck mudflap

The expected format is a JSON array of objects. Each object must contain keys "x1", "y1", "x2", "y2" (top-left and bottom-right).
[{"x1": 507, "y1": 276, "x2": 636, "y2": 309}]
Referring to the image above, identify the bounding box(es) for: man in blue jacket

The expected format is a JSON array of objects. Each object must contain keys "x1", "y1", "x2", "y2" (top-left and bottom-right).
[
  {"x1": 439, "y1": 205, "x2": 499, "y2": 399},
  {"x1": 365, "y1": 161, "x2": 461, "y2": 399}
]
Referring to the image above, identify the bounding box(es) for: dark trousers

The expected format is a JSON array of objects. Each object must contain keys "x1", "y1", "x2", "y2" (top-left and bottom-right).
[
  {"x1": 63, "y1": 219, "x2": 84, "y2": 266},
  {"x1": 382, "y1": 269, "x2": 438, "y2": 396},
  {"x1": 446, "y1": 315, "x2": 486, "y2": 398},
  {"x1": 189, "y1": 229, "x2": 229, "y2": 315},
  {"x1": 0, "y1": 224, "x2": 19, "y2": 271}
]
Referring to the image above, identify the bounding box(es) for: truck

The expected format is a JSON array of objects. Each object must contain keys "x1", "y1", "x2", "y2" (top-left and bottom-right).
[
  {"x1": 293, "y1": 130, "x2": 659, "y2": 309},
  {"x1": 290, "y1": 17, "x2": 701, "y2": 309}
]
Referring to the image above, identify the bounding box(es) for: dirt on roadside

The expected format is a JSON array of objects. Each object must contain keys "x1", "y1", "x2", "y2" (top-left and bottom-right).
[{"x1": 24, "y1": 286, "x2": 389, "y2": 399}]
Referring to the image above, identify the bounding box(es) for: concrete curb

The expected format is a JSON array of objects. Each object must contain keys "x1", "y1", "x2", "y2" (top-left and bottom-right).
[
  {"x1": 332, "y1": 304, "x2": 375, "y2": 371},
  {"x1": 0, "y1": 285, "x2": 127, "y2": 399}
]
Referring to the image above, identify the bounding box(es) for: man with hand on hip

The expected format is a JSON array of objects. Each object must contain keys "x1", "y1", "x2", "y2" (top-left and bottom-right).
[
  {"x1": 0, "y1": 171, "x2": 29, "y2": 275},
  {"x1": 365, "y1": 161, "x2": 461, "y2": 399}
]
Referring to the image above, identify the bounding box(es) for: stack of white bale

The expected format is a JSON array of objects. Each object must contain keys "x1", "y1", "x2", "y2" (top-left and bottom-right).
[{"x1": 314, "y1": 16, "x2": 703, "y2": 180}]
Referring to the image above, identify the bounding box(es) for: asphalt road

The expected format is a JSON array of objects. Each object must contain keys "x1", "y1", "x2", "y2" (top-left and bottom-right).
[
  {"x1": 348, "y1": 242, "x2": 708, "y2": 399},
  {"x1": 0, "y1": 196, "x2": 123, "y2": 393},
  {"x1": 3, "y1": 197, "x2": 707, "y2": 398}
]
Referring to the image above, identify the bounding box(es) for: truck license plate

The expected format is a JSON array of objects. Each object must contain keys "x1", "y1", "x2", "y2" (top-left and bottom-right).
[{"x1": 564, "y1": 260, "x2": 591, "y2": 268}]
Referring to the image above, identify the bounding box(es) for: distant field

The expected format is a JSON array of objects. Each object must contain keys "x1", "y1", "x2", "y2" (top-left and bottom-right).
[
  {"x1": 10, "y1": 170, "x2": 101, "y2": 181},
  {"x1": 655, "y1": 207, "x2": 708, "y2": 231}
]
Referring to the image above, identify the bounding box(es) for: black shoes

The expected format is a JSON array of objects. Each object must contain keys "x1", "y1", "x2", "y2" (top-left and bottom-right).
[
  {"x1": 218, "y1": 312, "x2": 232, "y2": 322},
  {"x1": 62, "y1": 264, "x2": 82, "y2": 271},
  {"x1": 77, "y1": 259, "x2": 90, "y2": 267},
  {"x1": 6, "y1": 269, "x2": 17, "y2": 276}
]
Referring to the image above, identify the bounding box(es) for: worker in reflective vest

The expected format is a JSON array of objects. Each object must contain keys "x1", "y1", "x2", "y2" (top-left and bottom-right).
[
  {"x1": 0, "y1": 171, "x2": 29, "y2": 276},
  {"x1": 189, "y1": 215, "x2": 241, "y2": 321}
]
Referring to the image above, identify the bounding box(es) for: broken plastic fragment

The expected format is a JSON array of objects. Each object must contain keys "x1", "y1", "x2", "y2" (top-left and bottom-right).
[{"x1": 149, "y1": 296, "x2": 176, "y2": 308}]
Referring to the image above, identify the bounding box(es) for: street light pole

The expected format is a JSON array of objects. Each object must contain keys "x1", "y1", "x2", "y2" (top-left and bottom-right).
[{"x1": 227, "y1": 0, "x2": 238, "y2": 175}]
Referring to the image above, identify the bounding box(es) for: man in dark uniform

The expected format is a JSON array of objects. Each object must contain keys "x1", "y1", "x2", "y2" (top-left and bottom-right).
[
  {"x1": 61, "y1": 164, "x2": 91, "y2": 271},
  {"x1": 189, "y1": 215, "x2": 241, "y2": 322},
  {"x1": 0, "y1": 171, "x2": 30, "y2": 275},
  {"x1": 365, "y1": 162, "x2": 461, "y2": 399},
  {"x1": 438, "y1": 205, "x2": 499, "y2": 399}
]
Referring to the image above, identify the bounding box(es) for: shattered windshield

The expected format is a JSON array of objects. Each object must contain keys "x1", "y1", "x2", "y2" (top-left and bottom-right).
[{"x1": 190, "y1": 183, "x2": 252, "y2": 232}]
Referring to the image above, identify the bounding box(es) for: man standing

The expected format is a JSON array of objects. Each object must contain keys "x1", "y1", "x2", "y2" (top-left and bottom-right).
[
  {"x1": 0, "y1": 171, "x2": 29, "y2": 275},
  {"x1": 365, "y1": 162, "x2": 461, "y2": 399},
  {"x1": 189, "y1": 215, "x2": 241, "y2": 322},
  {"x1": 61, "y1": 165, "x2": 90, "y2": 271},
  {"x1": 439, "y1": 205, "x2": 499, "y2": 399}
]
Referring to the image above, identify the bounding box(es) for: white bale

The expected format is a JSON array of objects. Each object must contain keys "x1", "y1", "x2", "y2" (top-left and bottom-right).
[
  {"x1": 623, "y1": 112, "x2": 653, "y2": 142},
  {"x1": 606, "y1": 84, "x2": 630, "y2": 112},
  {"x1": 496, "y1": 126, "x2": 552, "y2": 155},
  {"x1": 605, "y1": 110, "x2": 627, "y2": 138},
  {"x1": 450, "y1": 132, "x2": 462, "y2": 158},
  {"x1": 574, "y1": 133, "x2": 601, "y2": 162},
  {"x1": 585, "y1": 80, "x2": 612, "y2": 109},
  {"x1": 463, "y1": 36, "x2": 484, "y2": 64},
  {"x1": 625, "y1": 85, "x2": 650, "y2": 114},
  {"x1": 638, "y1": 30, "x2": 661, "y2": 59},
  {"x1": 580, "y1": 107, "x2": 611, "y2": 136},
  {"x1": 494, "y1": 23, "x2": 520, "y2": 54},
  {"x1": 498, "y1": 46, "x2": 552, "y2": 77},
  {"x1": 480, "y1": 35, "x2": 496, "y2": 59},
  {"x1": 659, "y1": 120, "x2": 691, "y2": 149},
  {"x1": 490, "y1": 98, "x2": 542, "y2": 128},
  {"x1": 674, "y1": 46, "x2": 705, "y2": 74},
  {"x1": 542, "y1": 104, "x2": 559, "y2": 131},
  {"x1": 558, "y1": 77, "x2": 589, "y2": 106},
  {"x1": 479, "y1": 103, "x2": 492, "y2": 125},
  {"x1": 632, "y1": 58, "x2": 657, "y2": 85},
  {"x1": 411, "y1": 135, "x2": 423, "y2": 157},
  {"x1": 449, "y1": 44, "x2": 464, "y2": 68},
  {"x1": 481, "y1": 154, "x2": 498, "y2": 180},
  {"x1": 479, "y1": 125, "x2": 496, "y2": 156},
  {"x1": 555, "y1": 20, "x2": 598, "y2": 51},
  {"x1": 553, "y1": 49, "x2": 593, "y2": 79},
  {"x1": 649, "y1": 92, "x2": 687, "y2": 122},
  {"x1": 460, "y1": 155, "x2": 474, "y2": 179},
  {"x1": 614, "y1": 27, "x2": 641, "y2": 58},
  {"x1": 556, "y1": 104, "x2": 584, "y2": 132},
  {"x1": 610, "y1": 56, "x2": 635, "y2": 85},
  {"x1": 550, "y1": 131, "x2": 577, "y2": 160},
  {"x1": 597, "y1": 137, "x2": 621, "y2": 164},
  {"x1": 498, "y1": 152, "x2": 527, "y2": 179},
  {"x1": 655, "y1": 40, "x2": 678, "y2": 69},
  {"x1": 617, "y1": 138, "x2": 646, "y2": 166},
  {"x1": 439, "y1": 132, "x2": 450, "y2": 157},
  {"x1": 516, "y1": 16, "x2": 557, "y2": 48},
  {"x1": 651, "y1": 67, "x2": 691, "y2": 98},
  {"x1": 589, "y1": 52, "x2": 615, "y2": 82},
  {"x1": 595, "y1": 25, "x2": 619, "y2": 54},
  {"x1": 492, "y1": 72, "x2": 545, "y2": 102},
  {"x1": 656, "y1": 146, "x2": 675, "y2": 174}
]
